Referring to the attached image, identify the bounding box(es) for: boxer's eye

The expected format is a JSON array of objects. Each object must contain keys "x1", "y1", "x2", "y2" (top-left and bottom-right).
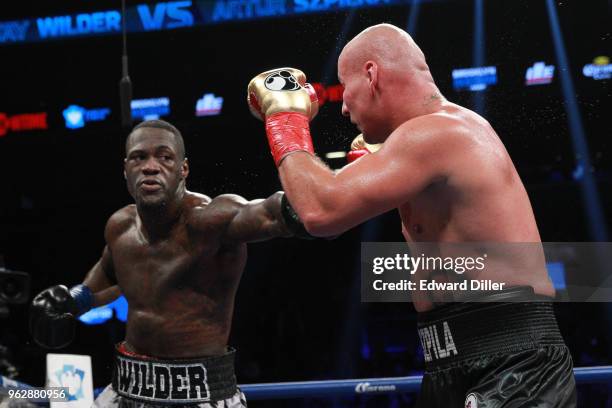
[{"x1": 130, "y1": 154, "x2": 145, "y2": 162}]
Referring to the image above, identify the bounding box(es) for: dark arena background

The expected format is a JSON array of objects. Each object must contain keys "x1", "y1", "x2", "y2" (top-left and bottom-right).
[{"x1": 0, "y1": 0, "x2": 611, "y2": 406}]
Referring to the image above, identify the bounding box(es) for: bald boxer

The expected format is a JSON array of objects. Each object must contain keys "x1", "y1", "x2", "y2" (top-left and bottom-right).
[
  {"x1": 248, "y1": 24, "x2": 576, "y2": 407},
  {"x1": 30, "y1": 119, "x2": 310, "y2": 407}
]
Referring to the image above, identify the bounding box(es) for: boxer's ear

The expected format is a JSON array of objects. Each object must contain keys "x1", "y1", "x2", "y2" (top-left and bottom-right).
[
  {"x1": 365, "y1": 61, "x2": 378, "y2": 95},
  {"x1": 181, "y1": 158, "x2": 189, "y2": 179}
]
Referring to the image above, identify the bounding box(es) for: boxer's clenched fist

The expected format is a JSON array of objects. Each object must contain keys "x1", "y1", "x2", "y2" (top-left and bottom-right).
[
  {"x1": 248, "y1": 68, "x2": 318, "y2": 166},
  {"x1": 30, "y1": 284, "x2": 92, "y2": 349},
  {"x1": 247, "y1": 68, "x2": 318, "y2": 121}
]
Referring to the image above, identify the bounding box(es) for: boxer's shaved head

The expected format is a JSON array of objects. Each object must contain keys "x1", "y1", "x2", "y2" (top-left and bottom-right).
[
  {"x1": 338, "y1": 24, "x2": 442, "y2": 142},
  {"x1": 339, "y1": 23, "x2": 433, "y2": 83}
]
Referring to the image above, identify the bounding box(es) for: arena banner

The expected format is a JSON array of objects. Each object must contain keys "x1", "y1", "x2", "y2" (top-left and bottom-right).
[{"x1": 0, "y1": 0, "x2": 423, "y2": 45}]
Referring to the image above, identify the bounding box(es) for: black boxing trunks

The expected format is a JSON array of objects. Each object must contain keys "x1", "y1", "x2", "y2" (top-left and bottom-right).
[
  {"x1": 94, "y1": 343, "x2": 246, "y2": 407},
  {"x1": 416, "y1": 286, "x2": 576, "y2": 408}
]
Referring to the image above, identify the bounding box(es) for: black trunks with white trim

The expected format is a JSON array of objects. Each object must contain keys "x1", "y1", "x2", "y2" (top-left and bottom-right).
[{"x1": 111, "y1": 343, "x2": 238, "y2": 405}]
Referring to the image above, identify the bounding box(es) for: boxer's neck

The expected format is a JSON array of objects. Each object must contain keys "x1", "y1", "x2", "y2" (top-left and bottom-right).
[
  {"x1": 407, "y1": 83, "x2": 445, "y2": 119},
  {"x1": 137, "y1": 190, "x2": 185, "y2": 242},
  {"x1": 383, "y1": 81, "x2": 445, "y2": 134}
]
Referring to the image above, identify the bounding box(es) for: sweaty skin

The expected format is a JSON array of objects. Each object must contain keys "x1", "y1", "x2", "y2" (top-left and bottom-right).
[
  {"x1": 276, "y1": 24, "x2": 554, "y2": 311},
  {"x1": 82, "y1": 126, "x2": 290, "y2": 358}
]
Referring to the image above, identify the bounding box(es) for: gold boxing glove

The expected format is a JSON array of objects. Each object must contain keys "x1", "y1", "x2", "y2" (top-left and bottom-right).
[
  {"x1": 247, "y1": 68, "x2": 319, "y2": 166},
  {"x1": 347, "y1": 134, "x2": 382, "y2": 163},
  {"x1": 247, "y1": 68, "x2": 319, "y2": 120}
]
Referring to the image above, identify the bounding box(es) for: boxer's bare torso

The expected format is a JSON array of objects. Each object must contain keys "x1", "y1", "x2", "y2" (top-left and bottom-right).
[
  {"x1": 84, "y1": 188, "x2": 289, "y2": 359},
  {"x1": 104, "y1": 193, "x2": 244, "y2": 358},
  {"x1": 394, "y1": 103, "x2": 554, "y2": 311},
  {"x1": 277, "y1": 101, "x2": 555, "y2": 312},
  {"x1": 77, "y1": 125, "x2": 291, "y2": 359}
]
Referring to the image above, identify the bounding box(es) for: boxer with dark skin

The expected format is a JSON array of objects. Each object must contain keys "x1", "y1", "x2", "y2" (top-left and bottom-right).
[
  {"x1": 83, "y1": 121, "x2": 290, "y2": 358},
  {"x1": 31, "y1": 120, "x2": 301, "y2": 407},
  {"x1": 248, "y1": 24, "x2": 576, "y2": 408}
]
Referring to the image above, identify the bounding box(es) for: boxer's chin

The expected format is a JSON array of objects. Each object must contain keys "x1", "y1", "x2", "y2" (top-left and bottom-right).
[{"x1": 136, "y1": 192, "x2": 167, "y2": 209}]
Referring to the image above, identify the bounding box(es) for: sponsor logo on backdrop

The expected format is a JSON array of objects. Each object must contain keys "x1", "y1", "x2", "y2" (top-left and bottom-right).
[
  {"x1": 525, "y1": 61, "x2": 555, "y2": 85},
  {"x1": 131, "y1": 97, "x2": 171, "y2": 120},
  {"x1": 0, "y1": 112, "x2": 48, "y2": 137},
  {"x1": 583, "y1": 56, "x2": 612, "y2": 80},
  {"x1": 196, "y1": 93, "x2": 223, "y2": 116},
  {"x1": 452, "y1": 66, "x2": 497, "y2": 91},
  {"x1": 63, "y1": 105, "x2": 111, "y2": 129}
]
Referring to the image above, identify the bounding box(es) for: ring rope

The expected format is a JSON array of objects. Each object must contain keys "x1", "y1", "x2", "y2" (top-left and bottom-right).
[
  {"x1": 2, "y1": 366, "x2": 611, "y2": 401},
  {"x1": 239, "y1": 366, "x2": 612, "y2": 400}
]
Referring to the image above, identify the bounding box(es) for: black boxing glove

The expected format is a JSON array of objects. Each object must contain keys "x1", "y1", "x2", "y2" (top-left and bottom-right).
[
  {"x1": 280, "y1": 194, "x2": 340, "y2": 240},
  {"x1": 30, "y1": 284, "x2": 92, "y2": 349},
  {"x1": 281, "y1": 193, "x2": 316, "y2": 240}
]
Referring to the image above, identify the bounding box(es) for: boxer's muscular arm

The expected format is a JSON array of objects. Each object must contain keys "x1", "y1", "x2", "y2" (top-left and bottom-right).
[
  {"x1": 82, "y1": 246, "x2": 121, "y2": 307},
  {"x1": 198, "y1": 192, "x2": 292, "y2": 245},
  {"x1": 82, "y1": 210, "x2": 127, "y2": 307},
  {"x1": 278, "y1": 118, "x2": 466, "y2": 236}
]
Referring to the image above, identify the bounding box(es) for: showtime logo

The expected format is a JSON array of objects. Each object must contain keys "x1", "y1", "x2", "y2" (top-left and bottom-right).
[{"x1": 0, "y1": 112, "x2": 48, "y2": 137}]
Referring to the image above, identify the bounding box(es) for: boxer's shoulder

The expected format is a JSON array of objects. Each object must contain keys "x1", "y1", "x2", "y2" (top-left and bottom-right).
[
  {"x1": 183, "y1": 192, "x2": 245, "y2": 233},
  {"x1": 423, "y1": 104, "x2": 494, "y2": 142},
  {"x1": 183, "y1": 191, "x2": 240, "y2": 215},
  {"x1": 183, "y1": 191, "x2": 213, "y2": 209},
  {"x1": 208, "y1": 194, "x2": 248, "y2": 209},
  {"x1": 390, "y1": 108, "x2": 489, "y2": 155},
  {"x1": 104, "y1": 205, "x2": 136, "y2": 241},
  {"x1": 402, "y1": 110, "x2": 468, "y2": 136}
]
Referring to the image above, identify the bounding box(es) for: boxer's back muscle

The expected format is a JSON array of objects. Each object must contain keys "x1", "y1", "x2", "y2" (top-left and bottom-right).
[{"x1": 397, "y1": 104, "x2": 554, "y2": 310}]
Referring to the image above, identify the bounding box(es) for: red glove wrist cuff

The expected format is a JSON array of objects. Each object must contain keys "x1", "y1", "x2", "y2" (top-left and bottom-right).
[
  {"x1": 347, "y1": 149, "x2": 369, "y2": 163},
  {"x1": 265, "y1": 112, "x2": 314, "y2": 167}
]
